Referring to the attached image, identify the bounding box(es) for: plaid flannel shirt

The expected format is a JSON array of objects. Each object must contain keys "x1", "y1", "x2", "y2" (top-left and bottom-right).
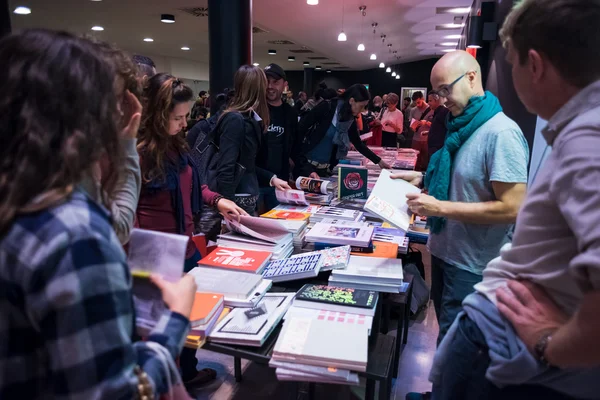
[{"x1": 0, "y1": 190, "x2": 190, "y2": 399}]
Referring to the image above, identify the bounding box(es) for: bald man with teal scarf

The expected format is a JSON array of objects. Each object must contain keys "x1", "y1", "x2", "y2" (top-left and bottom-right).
[{"x1": 392, "y1": 51, "x2": 529, "y2": 352}]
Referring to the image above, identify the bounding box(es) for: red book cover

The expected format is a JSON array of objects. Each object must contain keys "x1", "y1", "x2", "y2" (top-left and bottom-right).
[{"x1": 198, "y1": 247, "x2": 273, "y2": 273}]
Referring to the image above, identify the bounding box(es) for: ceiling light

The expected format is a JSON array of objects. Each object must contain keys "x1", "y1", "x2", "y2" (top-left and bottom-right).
[
  {"x1": 448, "y1": 7, "x2": 471, "y2": 13},
  {"x1": 91, "y1": 26, "x2": 104, "y2": 31},
  {"x1": 288, "y1": 56, "x2": 296, "y2": 61},
  {"x1": 307, "y1": 0, "x2": 319, "y2": 4},
  {"x1": 338, "y1": 31, "x2": 347, "y2": 41},
  {"x1": 303, "y1": 61, "x2": 310, "y2": 66},
  {"x1": 445, "y1": 34, "x2": 462, "y2": 39},
  {"x1": 268, "y1": 49, "x2": 276, "y2": 55},
  {"x1": 440, "y1": 42, "x2": 459, "y2": 46},
  {"x1": 370, "y1": 53, "x2": 377, "y2": 60},
  {"x1": 253, "y1": 63, "x2": 260, "y2": 66},
  {"x1": 392, "y1": 72, "x2": 396, "y2": 77},
  {"x1": 386, "y1": 67, "x2": 391, "y2": 73},
  {"x1": 396, "y1": 75, "x2": 400, "y2": 80},
  {"x1": 181, "y1": 46, "x2": 190, "y2": 51},
  {"x1": 13, "y1": 6, "x2": 31, "y2": 14},
  {"x1": 143, "y1": 38, "x2": 154, "y2": 42},
  {"x1": 442, "y1": 49, "x2": 457, "y2": 52},
  {"x1": 161, "y1": 14, "x2": 175, "y2": 23},
  {"x1": 379, "y1": 62, "x2": 385, "y2": 68},
  {"x1": 440, "y1": 23, "x2": 465, "y2": 29},
  {"x1": 326, "y1": 69, "x2": 332, "y2": 73},
  {"x1": 316, "y1": 66, "x2": 322, "y2": 70},
  {"x1": 357, "y1": 43, "x2": 365, "y2": 51}
]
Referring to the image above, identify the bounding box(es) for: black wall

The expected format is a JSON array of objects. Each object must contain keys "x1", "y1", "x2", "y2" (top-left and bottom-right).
[{"x1": 284, "y1": 57, "x2": 440, "y2": 99}]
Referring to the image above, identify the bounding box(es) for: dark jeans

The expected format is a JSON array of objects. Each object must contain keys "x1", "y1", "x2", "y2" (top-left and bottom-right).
[
  {"x1": 381, "y1": 130, "x2": 398, "y2": 148},
  {"x1": 184, "y1": 249, "x2": 201, "y2": 273},
  {"x1": 258, "y1": 186, "x2": 279, "y2": 215},
  {"x1": 431, "y1": 255, "x2": 482, "y2": 345},
  {"x1": 432, "y1": 315, "x2": 577, "y2": 400}
]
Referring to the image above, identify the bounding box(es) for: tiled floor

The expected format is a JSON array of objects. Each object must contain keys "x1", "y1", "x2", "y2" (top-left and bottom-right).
[{"x1": 190, "y1": 245, "x2": 438, "y2": 400}]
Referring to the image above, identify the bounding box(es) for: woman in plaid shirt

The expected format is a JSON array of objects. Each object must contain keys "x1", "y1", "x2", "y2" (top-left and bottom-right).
[{"x1": 0, "y1": 30, "x2": 197, "y2": 399}]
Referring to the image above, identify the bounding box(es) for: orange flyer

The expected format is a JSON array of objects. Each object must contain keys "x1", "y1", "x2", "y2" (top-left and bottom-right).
[{"x1": 198, "y1": 247, "x2": 273, "y2": 273}]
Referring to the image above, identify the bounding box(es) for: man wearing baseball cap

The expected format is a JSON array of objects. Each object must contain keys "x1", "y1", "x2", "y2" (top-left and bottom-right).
[{"x1": 256, "y1": 63, "x2": 301, "y2": 212}]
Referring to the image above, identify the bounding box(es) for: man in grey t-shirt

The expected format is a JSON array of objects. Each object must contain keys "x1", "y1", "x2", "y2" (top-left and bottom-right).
[{"x1": 392, "y1": 51, "x2": 529, "y2": 346}]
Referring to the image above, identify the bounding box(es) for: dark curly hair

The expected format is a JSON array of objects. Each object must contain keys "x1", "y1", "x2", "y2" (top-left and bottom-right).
[
  {"x1": 0, "y1": 29, "x2": 122, "y2": 235},
  {"x1": 137, "y1": 73, "x2": 194, "y2": 183}
]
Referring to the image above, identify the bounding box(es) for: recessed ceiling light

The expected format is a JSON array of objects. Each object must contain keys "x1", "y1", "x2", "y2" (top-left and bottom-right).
[
  {"x1": 315, "y1": 66, "x2": 322, "y2": 70},
  {"x1": 442, "y1": 48, "x2": 457, "y2": 52},
  {"x1": 143, "y1": 38, "x2": 154, "y2": 42},
  {"x1": 303, "y1": 61, "x2": 310, "y2": 66},
  {"x1": 91, "y1": 26, "x2": 104, "y2": 31},
  {"x1": 253, "y1": 62, "x2": 260, "y2": 66},
  {"x1": 386, "y1": 67, "x2": 391, "y2": 73},
  {"x1": 396, "y1": 75, "x2": 400, "y2": 80},
  {"x1": 161, "y1": 14, "x2": 175, "y2": 23},
  {"x1": 438, "y1": 23, "x2": 465, "y2": 29},
  {"x1": 445, "y1": 34, "x2": 462, "y2": 39},
  {"x1": 379, "y1": 62, "x2": 385, "y2": 68},
  {"x1": 467, "y1": 44, "x2": 482, "y2": 49},
  {"x1": 392, "y1": 72, "x2": 397, "y2": 77},
  {"x1": 370, "y1": 53, "x2": 377, "y2": 60},
  {"x1": 326, "y1": 69, "x2": 332, "y2": 73},
  {"x1": 13, "y1": 6, "x2": 31, "y2": 14},
  {"x1": 440, "y1": 42, "x2": 459, "y2": 46},
  {"x1": 338, "y1": 31, "x2": 347, "y2": 41},
  {"x1": 288, "y1": 56, "x2": 296, "y2": 61},
  {"x1": 181, "y1": 46, "x2": 190, "y2": 51},
  {"x1": 90, "y1": 0, "x2": 102, "y2": 2},
  {"x1": 307, "y1": 0, "x2": 319, "y2": 4},
  {"x1": 268, "y1": 49, "x2": 276, "y2": 55},
  {"x1": 357, "y1": 43, "x2": 365, "y2": 51}
]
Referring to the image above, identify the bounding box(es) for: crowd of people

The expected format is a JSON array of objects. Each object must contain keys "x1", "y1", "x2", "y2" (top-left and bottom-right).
[{"x1": 0, "y1": 0, "x2": 599, "y2": 399}]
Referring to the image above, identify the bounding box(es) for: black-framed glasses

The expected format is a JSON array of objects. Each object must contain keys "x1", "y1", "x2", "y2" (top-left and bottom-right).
[{"x1": 436, "y1": 72, "x2": 470, "y2": 97}]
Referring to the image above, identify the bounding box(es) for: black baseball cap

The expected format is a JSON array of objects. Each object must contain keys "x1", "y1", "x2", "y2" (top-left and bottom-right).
[{"x1": 264, "y1": 63, "x2": 286, "y2": 81}]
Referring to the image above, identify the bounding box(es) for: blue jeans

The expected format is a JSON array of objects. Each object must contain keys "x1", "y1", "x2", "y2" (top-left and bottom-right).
[
  {"x1": 432, "y1": 315, "x2": 576, "y2": 400},
  {"x1": 431, "y1": 256, "x2": 482, "y2": 345},
  {"x1": 184, "y1": 249, "x2": 201, "y2": 273}
]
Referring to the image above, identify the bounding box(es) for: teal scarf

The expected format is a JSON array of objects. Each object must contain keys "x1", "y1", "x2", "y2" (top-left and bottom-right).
[{"x1": 424, "y1": 91, "x2": 502, "y2": 234}]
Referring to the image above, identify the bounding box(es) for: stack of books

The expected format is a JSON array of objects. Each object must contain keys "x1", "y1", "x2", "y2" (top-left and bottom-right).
[
  {"x1": 309, "y1": 207, "x2": 364, "y2": 224},
  {"x1": 262, "y1": 252, "x2": 324, "y2": 282},
  {"x1": 372, "y1": 226, "x2": 410, "y2": 255},
  {"x1": 407, "y1": 214, "x2": 429, "y2": 244},
  {"x1": 275, "y1": 219, "x2": 309, "y2": 253},
  {"x1": 208, "y1": 293, "x2": 294, "y2": 347},
  {"x1": 329, "y1": 255, "x2": 404, "y2": 293},
  {"x1": 186, "y1": 307, "x2": 231, "y2": 348},
  {"x1": 218, "y1": 216, "x2": 294, "y2": 260},
  {"x1": 305, "y1": 220, "x2": 374, "y2": 248},
  {"x1": 188, "y1": 267, "x2": 272, "y2": 307},
  {"x1": 198, "y1": 247, "x2": 272, "y2": 274},
  {"x1": 393, "y1": 148, "x2": 419, "y2": 170}
]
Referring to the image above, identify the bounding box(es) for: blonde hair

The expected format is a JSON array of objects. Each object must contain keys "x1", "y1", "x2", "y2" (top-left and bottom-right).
[
  {"x1": 387, "y1": 93, "x2": 400, "y2": 105},
  {"x1": 221, "y1": 65, "x2": 270, "y2": 131}
]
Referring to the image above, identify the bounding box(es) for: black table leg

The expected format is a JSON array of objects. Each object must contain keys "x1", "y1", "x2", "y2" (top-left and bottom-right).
[
  {"x1": 394, "y1": 306, "x2": 404, "y2": 378},
  {"x1": 308, "y1": 382, "x2": 316, "y2": 399},
  {"x1": 379, "y1": 378, "x2": 389, "y2": 400},
  {"x1": 234, "y1": 356, "x2": 242, "y2": 382},
  {"x1": 404, "y1": 284, "x2": 414, "y2": 345},
  {"x1": 365, "y1": 379, "x2": 376, "y2": 400},
  {"x1": 381, "y1": 302, "x2": 390, "y2": 334}
]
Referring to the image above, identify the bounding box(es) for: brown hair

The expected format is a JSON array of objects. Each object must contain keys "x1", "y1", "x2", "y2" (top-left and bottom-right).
[
  {"x1": 137, "y1": 73, "x2": 194, "y2": 183},
  {"x1": 387, "y1": 93, "x2": 400, "y2": 105},
  {"x1": 0, "y1": 30, "x2": 121, "y2": 235},
  {"x1": 500, "y1": 0, "x2": 600, "y2": 88},
  {"x1": 221, "y1": 65, "x2": 270, "y2": 131}
]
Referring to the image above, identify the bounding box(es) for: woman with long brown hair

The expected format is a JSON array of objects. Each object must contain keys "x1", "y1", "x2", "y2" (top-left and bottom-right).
[
  {"x1": 211, "y1": 65, "x2": 290, "y2": 214},
  {"x1": 0, "y1": 29, "x2": 197, "y2": 399},
  {"x1": 136, "y1": 73, "x2": 247, "y2": 271}
]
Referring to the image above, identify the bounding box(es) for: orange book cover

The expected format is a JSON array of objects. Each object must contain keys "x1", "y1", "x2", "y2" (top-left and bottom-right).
[
  {"x1": 261, "y1": 209, "x2": 311, "y2": 221},
  {"x1": 352, "y1": 241, "x2": 398, "y2": 259},
  {"x1": 189, "y1": 292, "x2": 224, "y2": 325},
  {"x1": 198, "y1": 247, "x2": 272, "y2": 273}
]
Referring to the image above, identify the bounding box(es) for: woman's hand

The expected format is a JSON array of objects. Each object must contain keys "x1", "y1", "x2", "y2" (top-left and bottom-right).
[
  {"x1": 271, "y1": 177, "x2": 292, "y2": 191},
  {"x1": 378, "y1": 159, "x2": 391, "y2": 169},
  {"x1": 390, "y1": 171, "x2": 423, "y2": 187},
  {"x1": 216, "y1": 198, "x2": 249, "y2": 222},
  {"x1": 120, "y1": 90, "x2": 142, "y2": 139},
  {"x1": 309, "y1": 172, "x2": 320, "y2": 179},
  {"x1": 150, "y1": 274, "x2": 197, "y2": 319}
]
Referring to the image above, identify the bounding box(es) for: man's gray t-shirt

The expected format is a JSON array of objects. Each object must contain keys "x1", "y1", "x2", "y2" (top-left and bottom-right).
[{"x1": 428, "y1": 112, "x2": 529, "y2": 275}]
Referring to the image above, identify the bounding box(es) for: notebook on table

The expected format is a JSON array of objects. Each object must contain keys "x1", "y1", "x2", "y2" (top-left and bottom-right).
[{"x1": 293, "y1": 284, "x2": 378, "y2": 317}]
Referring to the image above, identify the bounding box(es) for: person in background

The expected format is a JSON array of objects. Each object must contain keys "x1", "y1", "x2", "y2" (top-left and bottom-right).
[
  {"x1": 213, "y1": 65, "x2": 291, "y2": 215},
  {"x1": 295, "y1": 84, "x2": 391, "y2": 178},
  {"x1": 132, "y1": 54, "x2": 156, "y2": 84},
  {"x1": 136, "y1": 73, "x2": 246, "y2": 272},
  {"x1": 402, "y1": 96, "x2": 412, "y2": 113},
  {"x1": 409, "y1": 91, "x2": 433, "y2": 169},
  {"x1": 294, "y1": 91, "x2": 308, "y2": 113},
  {"x1": 190, "y1": 90, "x2": 207, "y2": 121},
  {"x1": 286, "y1": 91, "x2": 295, "y2": 107},
  {"x1": 257, "y1": 63, "x2": 299, "y2": 212},
  {"x1": 427, "y1": 90, "x2": 450, "y2": 158},
  {"x1": 187, "y1": 88, "x2": 233, "y2": 149},
  {"x1": 393, "y1": 50, "x2": 529, "y2": 390},
  {"x1": 187, "y1": 106, "x2": 208, "y2": 131},
  {"x1": 382, "y1": 93, "x2": 389, "y2": 106},
  {"x1": 0, "y1": 29, "x2": 197, "y2": 400},
  {"x1": 372, "y1": 95, "x2": 383, "y2": 113},
  {"x1": 425, "y1": 1, "x2": 600, "y2": 399},
  {"x1": 376, "y1": 92, "x2": 404, "y2": 148}
]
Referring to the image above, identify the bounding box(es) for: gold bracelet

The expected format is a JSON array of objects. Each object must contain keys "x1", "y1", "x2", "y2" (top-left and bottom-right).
[{"x1": 134, "y1": 365, "x2": 154, "y2": 400}]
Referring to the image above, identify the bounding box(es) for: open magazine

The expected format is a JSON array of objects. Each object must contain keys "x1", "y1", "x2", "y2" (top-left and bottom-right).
[{"x1": 225, "y1": 215, "x2": 292, "y2": 244}]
